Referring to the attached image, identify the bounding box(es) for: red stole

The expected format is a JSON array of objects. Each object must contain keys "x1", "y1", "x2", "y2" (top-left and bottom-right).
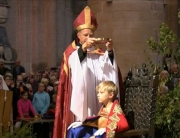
[
  {"x1": 104, "y1": 100, "x2": 129, "y2": 137},
  {"x1": 84, "y1": 100, "x2": 129, "y2": 138}
]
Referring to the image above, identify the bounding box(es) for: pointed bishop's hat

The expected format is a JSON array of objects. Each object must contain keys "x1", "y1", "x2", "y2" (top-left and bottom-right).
[{"x1": 73, "y1": 6, "x2": 98, "y2": 32}]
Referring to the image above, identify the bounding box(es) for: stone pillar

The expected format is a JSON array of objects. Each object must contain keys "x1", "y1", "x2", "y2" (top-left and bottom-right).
[
  {"x1": 56, "y1": 0, "x2": 87, "y2": 64},
  {"x1": 56, "y1": 0, "x2": 74, "y2": 65},
  {"x1": 4, "y1": 0, "x2": 75, "y2": 73},
  {"x1": 0, "y1": 1, "x2": 15, "y2": 70},
  {"x1": 166, "y1": 0, "x2": 179, "y2": 37}
]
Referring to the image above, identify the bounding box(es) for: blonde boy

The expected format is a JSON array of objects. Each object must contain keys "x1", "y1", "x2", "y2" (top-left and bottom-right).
[{"x1": 67, "y1": 81, "x2": 129, "y2": 138}]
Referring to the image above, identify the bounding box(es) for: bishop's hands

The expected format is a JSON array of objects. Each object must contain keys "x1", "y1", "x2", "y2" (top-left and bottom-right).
[
  {"x1": 82, "y1": 37, "x2": 113, "y2": 52},
  {"x1": 105, "y1": 39, "x2": 113, "y2": 52},
  {"x1": 82, "y1": 38, "x2": 97, "y2": 52},
  {"x1": 67, "y1": 122, "x2": 83, "y2": 130}
]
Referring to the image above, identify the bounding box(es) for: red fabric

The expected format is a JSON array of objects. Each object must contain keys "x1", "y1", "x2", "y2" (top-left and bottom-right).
[
  {"x1": 105, "y1": 100, "x2": 129, "y2": 137},
  {"x1": 73, "y1": 6, "x2": 98, "y2": 31},
  {"x1": 85, "y1": 100, "x2": 129, "y2": 137},
  {"x1": 53, "y1": 44, "x2": 76, "y2": 138},
  {"x1": 117, "y1": 115, "x2": 130, "y2": 132}
]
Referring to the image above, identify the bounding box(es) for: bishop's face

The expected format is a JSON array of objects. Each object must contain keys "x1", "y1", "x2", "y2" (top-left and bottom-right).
[{"x1": 77, "y1": 29, "x2": 94, "y2": 45}]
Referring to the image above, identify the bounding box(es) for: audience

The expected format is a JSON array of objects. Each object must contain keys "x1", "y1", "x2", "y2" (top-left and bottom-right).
[{"x1": 0, "y1": 59, "x2": 59, "y2": 137}]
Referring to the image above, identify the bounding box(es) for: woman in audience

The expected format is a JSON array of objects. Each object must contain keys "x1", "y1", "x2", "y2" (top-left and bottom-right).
[{"x1": 4, "y1": 74, "x2": 15, "y2": 90}]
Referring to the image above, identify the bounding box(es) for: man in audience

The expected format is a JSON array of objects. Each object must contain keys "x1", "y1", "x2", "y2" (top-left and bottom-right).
[{"x1": 12, "y1": 59, "x2": 25, "y2": 81}]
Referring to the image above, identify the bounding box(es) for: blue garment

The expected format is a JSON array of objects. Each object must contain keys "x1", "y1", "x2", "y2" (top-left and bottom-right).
[
  {"x1": 32, "y1": 91, "x2": 50, "y2": 115},
  {"x1": 67, "y1": 126, "x2": 105, "y2": 138}
]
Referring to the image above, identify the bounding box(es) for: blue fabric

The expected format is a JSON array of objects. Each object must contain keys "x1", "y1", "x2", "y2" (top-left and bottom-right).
[
  {"x1": 67, "y1": 126, "x2": 105, "y2": 138},
  {"x1": 32, "y1": 91, "x2": 50, "y2": 115}
]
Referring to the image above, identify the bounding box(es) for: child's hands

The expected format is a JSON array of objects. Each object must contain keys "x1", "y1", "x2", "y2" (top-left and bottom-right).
[
  {"x1": 93, "y1": 128, "x2": 106, "y2": 136},
  {"x1": 67, "y1": 122, "x2": 82, "y2": 130}
]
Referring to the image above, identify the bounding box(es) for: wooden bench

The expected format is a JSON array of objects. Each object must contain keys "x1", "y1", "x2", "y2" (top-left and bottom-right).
[
  {"x1": 22, "y1": 118, "x2": 54, "y2": 137},
  {"x1": 115, "y1": 126, "x2": 154, "y2": 138}
]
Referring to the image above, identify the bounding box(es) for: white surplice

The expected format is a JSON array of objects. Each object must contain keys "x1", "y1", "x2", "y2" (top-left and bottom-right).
[{"x1": 68, "y1": 46, "x2": 119, "y2": 122}]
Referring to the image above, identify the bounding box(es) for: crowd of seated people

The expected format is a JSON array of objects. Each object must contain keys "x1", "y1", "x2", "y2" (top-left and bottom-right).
[
  {"x1": 158, "y1": 63, "x2": 180, "y2": 94},
  {"x1": 0, "y1": 59, "x2": 59, "y2": 138}
]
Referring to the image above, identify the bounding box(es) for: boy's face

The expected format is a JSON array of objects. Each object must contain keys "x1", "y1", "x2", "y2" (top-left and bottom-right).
[{"x1": 97, "y1": 87, "x2": 113, "y2": 104}]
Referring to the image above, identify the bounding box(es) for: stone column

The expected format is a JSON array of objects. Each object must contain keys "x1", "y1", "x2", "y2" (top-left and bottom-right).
[
  {"x1": 56, "y1": 0, "x2": 74, "y2": 65},
  {"x1": 5, "y1": 0, "x2": 75, "y2": 73}
]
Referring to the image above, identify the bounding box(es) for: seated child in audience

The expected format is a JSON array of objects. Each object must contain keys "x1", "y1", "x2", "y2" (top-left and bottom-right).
[
  {"x1": 15, "y1": 91, "x2": 37, "y2": 128},
  {"x1": 67, "y1": 81, "x2": 129, "y2": 138},
  {"x1": 32, "y1": 82, "x2": 50, "y2": 117}
]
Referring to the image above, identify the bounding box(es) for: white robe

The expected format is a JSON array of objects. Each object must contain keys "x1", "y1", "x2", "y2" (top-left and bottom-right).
[{"x1": 68, "y1": 47, "x2": 119, "y2": 122}]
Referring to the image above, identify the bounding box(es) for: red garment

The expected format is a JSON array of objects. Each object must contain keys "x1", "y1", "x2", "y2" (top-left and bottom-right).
[
  {"x1": 53, "y1": 41, "x2": 76, "y2": 138},
  {"x1": 16, "y1": 99, "x2": 36, "y2": 121},
  {"x1": 73, "y1": 6, "x2": 98, "y2": 32},
  {"x1": 102, "y1": 100, "x2": 129, "y2": 137},
  {"x1": 53, "y1": 41, "x2": 125, "y2": 138},
  {"x1": 83, "y1": 99, "x2": 129, "y2": 137}
]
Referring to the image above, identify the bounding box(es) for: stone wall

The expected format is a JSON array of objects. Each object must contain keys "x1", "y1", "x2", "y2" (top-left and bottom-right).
[
  {"x1": 3, "y1": 0, "x2": 86, "y2": 73},
  {"x1": 2, "y1": 0, "x2": 179, "y2": 77},
  {"x1": 88, "y1": 0, "x2": 166, "y2": 76}
]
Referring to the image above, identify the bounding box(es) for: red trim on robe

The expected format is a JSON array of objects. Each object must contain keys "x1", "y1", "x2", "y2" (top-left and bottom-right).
[{"x1": 105, "y1": 100, "x2": 129, "y2": 137}]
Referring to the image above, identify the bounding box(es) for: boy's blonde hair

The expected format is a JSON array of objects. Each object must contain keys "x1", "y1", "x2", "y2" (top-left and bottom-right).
[{"x1": 96, "y1": 81, "x2": 118, "y2": 99}]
